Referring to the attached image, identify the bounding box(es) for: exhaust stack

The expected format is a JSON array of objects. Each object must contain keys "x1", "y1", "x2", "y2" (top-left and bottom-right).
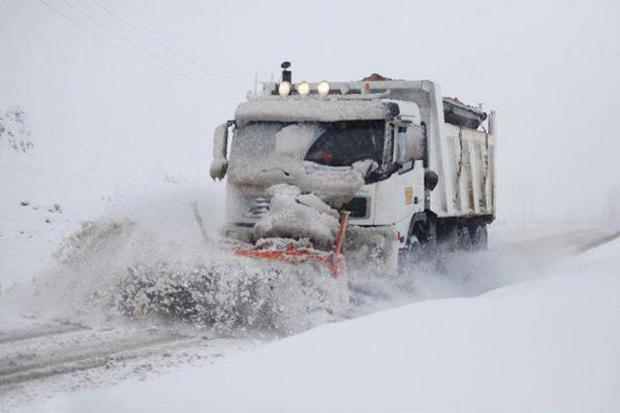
[{"x1": 281, "y1": 61, "x2": 292, "y2": 83}]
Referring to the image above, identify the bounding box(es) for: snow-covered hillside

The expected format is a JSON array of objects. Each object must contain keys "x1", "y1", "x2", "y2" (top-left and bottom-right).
[
  {"x1": 0, "y1": 99, "x2": 225, "y2": 289},
  {"x1": 22, "y1": 237, "x2": 620, "y2": 413}
]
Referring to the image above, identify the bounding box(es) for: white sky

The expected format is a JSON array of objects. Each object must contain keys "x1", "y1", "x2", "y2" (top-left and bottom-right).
[{"x1": 1, "y1": 0, "x2": 619, "y2": 223}]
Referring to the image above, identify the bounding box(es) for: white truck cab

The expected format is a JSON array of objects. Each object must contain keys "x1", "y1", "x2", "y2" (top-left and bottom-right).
[{"x1": 211, "y1": 64, "x2": 496, "y2": 262}]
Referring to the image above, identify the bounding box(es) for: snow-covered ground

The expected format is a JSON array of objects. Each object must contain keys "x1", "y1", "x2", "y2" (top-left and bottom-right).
[
  {"x1": 2, "y1": 136, "x2": 618, "y2": 411},
  {"x1": 0, "y1": 114, "x2": 226, "y2": 291},
  {"x1": 2, "y1": 63, "x2": 619, "y2": 413},
  {"x1": 2, "y1": 1, "x2": 620, "y2": 412},
  {"x1": 3, "y1": 129, "x2": 618, "y2": 411},
  {"x1": 13, "y1": 234, "x2": 620, "y2": 413}
]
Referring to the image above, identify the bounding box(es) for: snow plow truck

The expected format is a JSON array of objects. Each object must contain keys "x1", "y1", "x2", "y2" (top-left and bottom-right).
[
  {"x1": 116, "y1": 62, "x2": 497, "y2": 329},
  {"x1": 210, "y1": 62, "x2": 496, "y2": 276}
]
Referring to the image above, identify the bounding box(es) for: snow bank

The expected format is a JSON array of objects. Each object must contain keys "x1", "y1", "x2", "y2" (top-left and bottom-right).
[
  {"x1": 117, "y1": 254, "x2": 348, "y2": 333},
  {"x1": 28, "y1": 239, "x2": 620, "y2": 413},
  {"x1": 1, "y1": 182, "x2": 349, "y2": 334}
]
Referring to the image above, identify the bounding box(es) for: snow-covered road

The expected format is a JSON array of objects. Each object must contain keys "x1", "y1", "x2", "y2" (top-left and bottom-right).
[
  {"x1": 2, "y1": 226, "x2": 618, "y2": 412},
  {"x1": 0, "y1": 321, "x2": 253, "y2": 409},
  {"x1": 13, "y1": 229, "x2": 618, "y2": 413}
]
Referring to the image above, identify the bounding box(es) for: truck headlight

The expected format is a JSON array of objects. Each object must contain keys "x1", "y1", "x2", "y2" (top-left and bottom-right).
[
  {"x1": 297, "y1": 81, "x2": 310, "y2": 96},
  {"x1": 278, "y1": 81, "x2": 291, "y2": 96},
  {"x1": 317, "y1": 81, "x2": 330, "y2": 97}
]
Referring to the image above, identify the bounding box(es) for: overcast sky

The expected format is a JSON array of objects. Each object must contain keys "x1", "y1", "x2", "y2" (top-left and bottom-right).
[{"x1": 1, "y1": 0, "x2": 619, "y2": 223}]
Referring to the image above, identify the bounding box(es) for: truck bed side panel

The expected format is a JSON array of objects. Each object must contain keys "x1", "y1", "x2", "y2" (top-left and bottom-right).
[{"x1": 434, "y1": 123, "x2": 495, "y2": 218}]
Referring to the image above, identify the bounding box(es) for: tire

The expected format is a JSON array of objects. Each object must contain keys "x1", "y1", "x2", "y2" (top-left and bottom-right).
[
  {"x1": 471, "y1": 225, "x2": 488, "y2": 250},
  {"x1": 398, "y1": 235, "x2": 421, "y2": 273},
  {"x1": 439, "y1": 224, "x2": 458, "y2": 253},
  {"x1": 398, "y1": 218, "x2": 437, "y2": 272},
  {"x1": 457, "y1": 226, "x2": 473, "y2": 251}
]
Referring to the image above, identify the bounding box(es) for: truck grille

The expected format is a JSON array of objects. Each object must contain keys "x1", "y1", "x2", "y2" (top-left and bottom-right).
[{"x1": 246, "y1": 196, "x2": 270, "y2": 219}]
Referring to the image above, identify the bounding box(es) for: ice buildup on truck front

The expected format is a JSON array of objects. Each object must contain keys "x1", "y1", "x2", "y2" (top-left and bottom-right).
[{"x1": 210, "y1": 62, "x2": 496, "y2": 271}]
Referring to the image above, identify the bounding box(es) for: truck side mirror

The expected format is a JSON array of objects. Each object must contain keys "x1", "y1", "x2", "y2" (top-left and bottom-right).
[
  {"x1": 424, "y1": 170, "x2": 439, "y2": 191},
  {"x1": 395, "y1": 124, "x2": 425, "y2": 165},
  {"x1": 209, "y1": 122, "x2": 231, "y2": 181}
]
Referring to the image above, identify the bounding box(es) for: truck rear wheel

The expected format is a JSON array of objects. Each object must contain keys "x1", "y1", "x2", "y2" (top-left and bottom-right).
[
  {"x1": 471, "y1": 224, "x2": 488, "y2": 250},
  {"x1": 457, "y1": 226, "x2": 473, "y2": 251}
]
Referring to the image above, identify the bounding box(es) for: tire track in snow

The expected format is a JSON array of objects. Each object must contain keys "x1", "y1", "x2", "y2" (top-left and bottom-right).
[
  {"x1": 0, "y1": 330, "x2": 200, "y2": 387},
  {"x1": 0, "y1": 323, "x2": 88, "y2": 345},
  {"x1": 500, "y1": 228, "x2": 620, "y2": 258},
  {"x1": 577, "y1": 230, "x2": 620, "y2": 254}
]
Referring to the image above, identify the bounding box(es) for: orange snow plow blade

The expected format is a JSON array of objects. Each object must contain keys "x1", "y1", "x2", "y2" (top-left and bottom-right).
[{"x1": 233, "y1": 211, "x2": 350, "y2": 277}]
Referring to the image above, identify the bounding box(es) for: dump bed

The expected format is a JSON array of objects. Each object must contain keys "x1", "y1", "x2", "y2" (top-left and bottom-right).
[{"x1": 443, "y1": 123, "x2": 495, "y2": 217}]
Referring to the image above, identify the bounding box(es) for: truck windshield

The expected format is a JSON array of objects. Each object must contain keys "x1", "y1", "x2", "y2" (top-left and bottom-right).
[
  {"x1": 230, "y1": 120, "x2": 385, "y2": 169},
  {"x1": 304, "y1": 120, "x2": 385, "y2": 167}
]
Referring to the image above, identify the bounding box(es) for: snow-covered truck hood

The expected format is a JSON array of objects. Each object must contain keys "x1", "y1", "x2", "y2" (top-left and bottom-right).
[{"x1": 227, "y1": 159, "x2": 376, "y2": 206}]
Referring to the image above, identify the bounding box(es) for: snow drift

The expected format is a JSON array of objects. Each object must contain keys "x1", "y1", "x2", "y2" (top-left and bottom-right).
[{"x1": 3, "y1": 186, "x2": 349, "y2": 334}]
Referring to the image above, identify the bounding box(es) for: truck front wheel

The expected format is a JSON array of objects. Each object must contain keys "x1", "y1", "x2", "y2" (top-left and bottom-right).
[{"x1": 398, "y1": 217, "x2": 437, "y2": 272}]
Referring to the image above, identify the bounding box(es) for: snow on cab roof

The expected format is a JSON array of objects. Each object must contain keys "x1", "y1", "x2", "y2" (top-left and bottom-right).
[{"x1": 235, "y1": 98, "x2": 392, "y2": 123}]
